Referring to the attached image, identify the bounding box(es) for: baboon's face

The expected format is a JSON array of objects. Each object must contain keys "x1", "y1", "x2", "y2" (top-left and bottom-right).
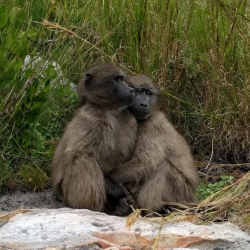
[
  {"x1": 127, "y1": 75, "x2": 158, "y2": 121},
  {"x1": 83, "y1": 64, "x2": 134, "y2": 107}
]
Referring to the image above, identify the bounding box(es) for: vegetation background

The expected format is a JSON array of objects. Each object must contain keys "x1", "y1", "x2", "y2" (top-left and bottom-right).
[{"x1": 0, "y1": 0, "x2": 249, "y2": 196}]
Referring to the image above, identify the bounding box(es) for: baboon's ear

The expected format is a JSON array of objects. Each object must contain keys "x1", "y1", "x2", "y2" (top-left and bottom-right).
[{"x1": 85, "y1": 73, "x2": 93, "y2": 87}]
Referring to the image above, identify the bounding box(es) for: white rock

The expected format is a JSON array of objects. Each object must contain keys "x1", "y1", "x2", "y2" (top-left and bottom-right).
[{"x1": 0, "y1": 208, "x2": 249, "y2": 250}]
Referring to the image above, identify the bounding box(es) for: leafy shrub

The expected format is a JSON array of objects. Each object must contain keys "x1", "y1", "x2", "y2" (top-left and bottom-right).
[
  {"x1": 0, "y1": 1, "x2": 78, "y2": 192},
  {"x1": 196, "y1": 175, "x2": 234, "y2": 201},
  {"x1": 15, "y1": 164, "x2": 50, "y2": 191}
]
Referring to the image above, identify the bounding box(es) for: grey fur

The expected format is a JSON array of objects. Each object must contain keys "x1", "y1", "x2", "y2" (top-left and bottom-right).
[
  {"x1": 52, "y1": 64, "x2": 137, "y2": 210},
  {"x1": 111, "y1": 75, "x2": 199, "y2": 211}
]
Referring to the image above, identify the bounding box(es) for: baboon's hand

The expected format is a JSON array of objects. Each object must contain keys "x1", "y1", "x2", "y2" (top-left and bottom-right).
[
  {"x1": 105, "y1": 177, "x2": 126, "y2": 199},
  {"x1": 111, "y1": 197, "x2": 133, "y2": 216}
]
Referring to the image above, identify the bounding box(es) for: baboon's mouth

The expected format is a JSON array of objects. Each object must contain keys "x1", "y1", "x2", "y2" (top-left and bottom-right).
[{"x1": 135, "y1": 111, "x2": 151, "y2": 121}]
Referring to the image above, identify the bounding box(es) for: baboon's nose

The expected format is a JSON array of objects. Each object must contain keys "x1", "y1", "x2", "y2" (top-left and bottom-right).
[
  {"x1": 140, "y1": 103, "x2": 148, "y2": 108},
  {"x1": 129, "y1": 88, "x2": 135, "y2": 94}
]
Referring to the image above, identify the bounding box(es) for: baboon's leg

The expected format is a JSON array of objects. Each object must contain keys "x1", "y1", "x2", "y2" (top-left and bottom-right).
[
  {"x1": 136, "y1": 163, "x2": 195, "y2": 210},
  {"x1": 52, "y1": 140, "x2": 67, "y2": 190},
  {"x1": 62, "y1": 157, "x2": 106, "y2": 210}
]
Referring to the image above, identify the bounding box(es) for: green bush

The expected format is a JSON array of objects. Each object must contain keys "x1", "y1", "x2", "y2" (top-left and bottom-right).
[
  {"x1": 0, "y1": 1, "x2": 78, "y2": 192},
  {"x1": 196, "y1": 175, "x2": 234, "y2": 201},
  {"x1": 15, "y1": 164, "x2": 50, "y2": 191}
]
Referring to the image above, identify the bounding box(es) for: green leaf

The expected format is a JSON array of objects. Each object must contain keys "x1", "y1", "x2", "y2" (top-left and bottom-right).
[{"x1": 0, "y1": 6, "x2": 9, "y2": 28}]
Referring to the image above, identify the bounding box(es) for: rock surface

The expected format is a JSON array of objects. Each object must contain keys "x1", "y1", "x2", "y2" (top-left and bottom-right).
[
  {"x1": 0, "y1": 190, "x2": 63, "y2": 212},
  {"x1": 0, "y1": 208, "x2": 249, "y2": 250}
]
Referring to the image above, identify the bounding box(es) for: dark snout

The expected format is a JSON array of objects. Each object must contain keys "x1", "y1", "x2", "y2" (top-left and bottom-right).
[
  {"x1": 139, "y1": 97, "x2": 149, "y2": 110},
  {"x1": 135, "y1": 94, "x2": 150, "y2": 112},
  {"x1": 130, "y1": 94, "x2": 152, "y2": 121},
  {"x1": 115, "y1": 81, "x2": 135, "y2": 106}
]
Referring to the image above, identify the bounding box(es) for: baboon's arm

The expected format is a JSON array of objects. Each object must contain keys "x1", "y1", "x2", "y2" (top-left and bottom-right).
[
  {"x1": 111, "y1": 148, "x2": 163, "y2": 184},
  {"x1": 111, "y1": 112, "x2": 168, "y2": 184},
  {"x1": 111, "y1": 163, "x2": 146, "y2": 184}
]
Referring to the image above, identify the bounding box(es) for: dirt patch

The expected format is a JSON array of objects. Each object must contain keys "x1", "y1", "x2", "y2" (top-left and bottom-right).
[{"x1": 0, "y1": 189, "x2": 64, "y2": 212}]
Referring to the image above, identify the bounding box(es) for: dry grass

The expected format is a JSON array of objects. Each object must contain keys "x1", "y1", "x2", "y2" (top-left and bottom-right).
[{"x1": 126, "y1": 172, "x2": 250, "y2": 232}]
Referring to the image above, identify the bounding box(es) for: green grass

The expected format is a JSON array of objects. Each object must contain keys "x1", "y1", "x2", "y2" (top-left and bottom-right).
[{"x1": 0, "y1": 0, "x2": 249, "y2": 192}]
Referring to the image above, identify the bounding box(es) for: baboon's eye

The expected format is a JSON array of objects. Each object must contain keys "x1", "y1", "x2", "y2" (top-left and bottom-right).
[
  {"x1": 114, "y1": 75, "x2": 124, "y2": 81},
  {"x1": 145, "y1": 89, "x2": 153, "y2": 96},
  {"x1": 85, "y1": 73, "x2": 93, "y2": 87},
  {"x1": 85, "y1": 73, "x2": 92, "y2": 80},
  {"x1": 137, "y1": 88, "x2": 153, "y2": 95},
  {"x1": 135, "y1": 88, "x2": 143, "y2": 94}
]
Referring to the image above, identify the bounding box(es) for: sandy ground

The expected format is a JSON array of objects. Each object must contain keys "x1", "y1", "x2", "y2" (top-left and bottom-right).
[{"x1": 0, "y1": 189, "x2": 64, "y2": 212}]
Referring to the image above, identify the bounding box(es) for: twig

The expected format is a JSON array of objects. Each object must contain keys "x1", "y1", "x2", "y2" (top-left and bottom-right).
[
  {"x1": 205, "y1": 137, "x2": 214, "y2": 170},
  {"x1": 34, "y1": 20, "x2": 110, "y2": 59}
]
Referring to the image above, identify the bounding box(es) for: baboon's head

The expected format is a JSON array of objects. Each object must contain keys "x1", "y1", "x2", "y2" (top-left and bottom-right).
[
  {"x1": 127, "y1": 75, "x2": 159, "y2": 121},
  {"x1": 78, "y1": 64, "x2": 134, "y2": 108}
]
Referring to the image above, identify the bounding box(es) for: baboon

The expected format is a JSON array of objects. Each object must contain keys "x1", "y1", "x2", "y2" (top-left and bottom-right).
[
  {"x1": 52, "y1": 64, "x2": 138, "y2": 210},
  {"x1": 110, "y1": 74, "x2": 199, "y2": 213}
]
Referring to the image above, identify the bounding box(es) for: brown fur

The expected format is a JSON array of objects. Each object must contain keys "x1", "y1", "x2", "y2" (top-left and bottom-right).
[
  {"x1": 111, "y1": 75, "x2": 199, "y2": 211},
  {"x1": 52, "y1": 64, "x2": 137, "y2": 210}
]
